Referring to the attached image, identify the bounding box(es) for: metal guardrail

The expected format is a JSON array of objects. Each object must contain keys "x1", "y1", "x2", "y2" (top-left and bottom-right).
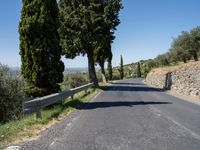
[{"x1": 23, "y1": 83, "x2": 94, "y2": 119}]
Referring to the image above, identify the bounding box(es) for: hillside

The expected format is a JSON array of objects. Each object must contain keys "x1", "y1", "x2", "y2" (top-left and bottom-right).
[{"x1": 112, "y1": 60, "x2": 150, "y2": 78}]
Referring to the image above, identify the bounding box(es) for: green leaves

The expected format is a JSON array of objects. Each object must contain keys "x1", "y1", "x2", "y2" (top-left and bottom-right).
[
  {"x1": 19, "y1": 0, "x2": 64, "y2": 97},
  {"x1": 170, "y1": 26, "x2": 200, "y2": 63},
  {"x1": 59, "y1": 0, "x2": 122, "y2": 84}
]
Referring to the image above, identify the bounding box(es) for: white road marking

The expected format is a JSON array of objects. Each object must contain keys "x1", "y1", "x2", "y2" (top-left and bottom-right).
[
  {"x1": 149, "y1": 106, "x2": 162, "y2": 117},
  {"x1": 92, "y1": 91, "x2": 102, "y2": 101},
  {"x1": 4, "y1": 146, "x2": 21, "y2": 150},
  {"x1": 50, "y1": 141, "x2": 55, "y2": 146},
  {"x1": 66, "y1": 122, "x2": 72, "y2": 127},
  {"x1": 149, "y1": 106, "x2": 200, "y2": 140},
  {"x1": 168, "y1": 116, "x2": 200, "y2": 140}
]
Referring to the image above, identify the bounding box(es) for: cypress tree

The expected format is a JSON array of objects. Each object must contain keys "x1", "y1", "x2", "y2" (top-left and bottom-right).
[
  {"x1": 107, "y1": 44, "x2": 113, "y2": 81},
  {"x1": 137, "y1": 63, "x2": 142, "y2": 77},
  {"x1": 19, "y1": 0, "x2": 64, "y2": 97},
  {"x1": 95, "y1": 47, "x2": 107, "y2": 83},
  {"x1": 118, "y1": 55, "x2": 124, "y2": 79},
  {"x1": 107, "y1": 55, "x2": 113, "y2": 81},
  {"x1": 104, "y1": 0, "x2": 122, "y2": 81},
  {"x1": 95, "y1": 28, "x2": 114, "y2": 83}
]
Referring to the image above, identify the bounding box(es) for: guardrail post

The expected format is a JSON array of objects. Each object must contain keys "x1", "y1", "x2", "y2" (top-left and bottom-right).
[
  {"x1": 85, "y1": 89, "x2": 87, "y2": 94},
  {"x1": 36, "y1": 99, "x2": 42, "y2": 119},
  {"x1": 36, "y1": 109, "x2": 42, "y2": 119},
  {"x1": 71, "y1": 95, "x2": 74, "y2": 100}
]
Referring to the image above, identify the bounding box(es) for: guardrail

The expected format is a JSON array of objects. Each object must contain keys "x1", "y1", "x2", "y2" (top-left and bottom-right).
[{"x1": 23, "y1": 83, "x2": 94, "y2": 119}]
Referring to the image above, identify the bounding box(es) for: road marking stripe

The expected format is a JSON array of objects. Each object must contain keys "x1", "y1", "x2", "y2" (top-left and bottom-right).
[
  {"x1": 92, "y1": 90, "x2": 103, "y2": 101},
  {"x1": 4, "y1": 146, "x2": 21, "y2": 150},
  {"x1": 149, "y1": 106, "x2": 200, "y2": 140},
  {"x1": 169, "y1": 117, "x2": 200, "y2": 140}
]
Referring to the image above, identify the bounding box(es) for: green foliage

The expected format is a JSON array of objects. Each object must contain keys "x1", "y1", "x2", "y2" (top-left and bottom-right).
[
  {"x1": 95, "y1": 41, "x2": 112, "y2": 83},
  {"x1": 170, "y1": 27, "x2": 200, "y2": 63},
  {"x1": 59, "y1": 0, "x2": 102, "y2": 86},
  {"x1": 96, "y1": 72, "x2": 104, "y2": 83},
  {"x1": 154, "y1": 54, "x2": 170, "y2": 66},
  {"x1": 145, "y1": 26, "x2": 200, "y2": 72},
  {"x1": 141, "y1": 26, "x2": 200, "y2": 76},
  {"x1": 118, "y1": 55, "x2": 124, "y2": 79},
  {"x1": 19, "y1": 0, "x2": 64, "y2": 97},
  {"x1": 111, "y1": 73, "x2": 121, "y2": 80},
  {"x1": 60, "y1": 73, "x2": 90, "y2": 90},
  {"x1": 113, "y1": 26, "x2": 200, "y2": 78},
  {"x1": 0, "y1": 63, "x2": 24, "y2": 122},
  {"x1": 190, "y1": 26, "x2": 200, "y2": 60},
  {"x1": 170, "y1": 32, "x2": 192, "y2": 63},
  {"x1": 142, "y1": 65, "x2": 149, "y2": 77},
  {"x1": 59, "y1": 0, "x2": 122, "y2": 85}
]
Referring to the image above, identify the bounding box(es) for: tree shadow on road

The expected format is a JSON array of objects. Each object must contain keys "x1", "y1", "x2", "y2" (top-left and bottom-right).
[
  {"x1": 100, "y1": 85, "x2": 163, "y2": 92},
  {"x1": 110, "y1": 82, "x2": 145, "y2": 86},
  {"x1": 69, "y1": 100, "x2": 172, "y2": 110}
]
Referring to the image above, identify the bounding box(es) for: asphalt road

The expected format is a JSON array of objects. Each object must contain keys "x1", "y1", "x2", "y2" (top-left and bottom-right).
[{"x1": 17, "y1": 79, "x2": 200, "y2": 150}]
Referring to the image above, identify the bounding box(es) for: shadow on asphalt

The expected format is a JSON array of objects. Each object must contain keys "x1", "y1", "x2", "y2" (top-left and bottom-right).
[
  {"x1": 64, "y1": 83, "x2": 171, "y2": 110},
  {"x1": 100, "y1": 85, "x2": 163, "y2": 92},
  {"x1": 110, "y1": 82, "x2": 145, "y2": 86},
  {"x1": 70, "y1": 101, "x2": 172, "y2": 110}
]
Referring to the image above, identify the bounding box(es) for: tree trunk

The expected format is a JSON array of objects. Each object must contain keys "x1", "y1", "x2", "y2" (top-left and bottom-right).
[
  {"x1": 87, "y1": 49, "x2": 99, "y2": 87},
  {"x1": 182, "y1": 57, "x2": 187, "y2": 63},
  {"x1": 193, "y1": 50, "x2": 198, "y2": 61},
  {"x1": 99, "y1": 61, "x2": 107, "y2": 83},
  {"x1": 107, "y1": 59, "x2": 113, "y2": 81}
]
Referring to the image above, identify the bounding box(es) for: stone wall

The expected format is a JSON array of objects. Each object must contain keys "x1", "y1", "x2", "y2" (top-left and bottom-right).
[{"x1": 146, "y1": 61, "x2": 200, "y2": 98}]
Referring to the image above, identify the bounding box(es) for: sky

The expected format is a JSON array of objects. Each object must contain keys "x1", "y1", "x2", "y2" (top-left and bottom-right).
[{"x1": 0, "y1": 0, "x2": 200, "y2": 68}]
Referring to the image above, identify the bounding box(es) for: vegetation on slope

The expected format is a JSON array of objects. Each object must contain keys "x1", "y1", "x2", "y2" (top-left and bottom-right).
[{"x1": 113, "y1": 26, "x2": 200, "y2": 78}]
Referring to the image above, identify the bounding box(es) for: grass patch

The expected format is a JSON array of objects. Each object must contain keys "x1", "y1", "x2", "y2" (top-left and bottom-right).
[{"x1": 0, "y1": 83, "x2": 107, "y2": 149}]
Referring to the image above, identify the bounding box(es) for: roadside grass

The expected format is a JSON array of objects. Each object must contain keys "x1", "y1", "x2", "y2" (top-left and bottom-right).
[{"x1": 0, "y1": 83, "x2": 108, "y2": 149}]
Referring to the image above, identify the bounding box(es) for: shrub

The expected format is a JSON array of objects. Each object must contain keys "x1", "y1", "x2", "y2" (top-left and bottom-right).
[
  {"x1": 69, "y1": 73, "x2": 89, "y2": 88},
  {"x1": 96, "y1": 72, "x2": 103, "y2": 83},
  {"x1": 112, "y1": 72, "x2": 121, "y2": 80},
  {"x1": 60, "y1": 72, "x2": 90, "y2": 90},
  {"x1": 0, "y1": 64, "x2": 24, "y2": 122}
]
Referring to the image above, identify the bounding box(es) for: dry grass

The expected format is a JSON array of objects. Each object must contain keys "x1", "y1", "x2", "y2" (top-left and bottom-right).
[{"x1": 149, "y1": 60, "x2": 200, "y2": 75}]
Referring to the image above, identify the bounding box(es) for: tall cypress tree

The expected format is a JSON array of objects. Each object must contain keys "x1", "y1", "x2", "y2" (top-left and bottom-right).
[
  {"x1": 19, "y1": 0, "x2": 64, "y2": 97},
  {"x1": 94, "y1": 25, "x2": 114, "y2": 83},
  {"x1": 118, "y1": 55, "x2": 124, "y2": 79},
  {"x1": 107, "y1": 52, "x2": 113, "y2": 81},
  {"x1": 137, "y1": 62, "x2": 142, "y2": 77},
  {"x1": 104, "y1": 0, "x2": 121, "y2": 81}
]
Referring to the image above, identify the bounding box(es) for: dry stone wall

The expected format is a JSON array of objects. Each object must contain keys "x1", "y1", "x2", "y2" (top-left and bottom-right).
[{"x1": 146, "y1": 61, "x2": 200, "y2": 98}]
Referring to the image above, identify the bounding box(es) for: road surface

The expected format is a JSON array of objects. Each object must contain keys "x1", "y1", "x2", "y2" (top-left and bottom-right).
[{"x1": 18, "y1": 79, "x2": 200, "y2": 150}]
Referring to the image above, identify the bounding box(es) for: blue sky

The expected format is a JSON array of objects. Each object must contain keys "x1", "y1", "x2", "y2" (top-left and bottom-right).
[{"x1": 0, "y1": 0, "x2": 200, "y2": 68}]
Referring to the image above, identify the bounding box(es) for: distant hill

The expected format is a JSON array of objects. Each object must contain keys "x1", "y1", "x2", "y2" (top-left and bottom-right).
[
  {"x1": 10, "y1": 67, "x2": 21, "y2": 75},
  {"x1": 9, "y1": 66, "x2": 100, "y2": 74},
  {"x1": 65, "y1": 67, "x2": 100, "y2": 73},
  {"x1": 10, "y1": 66, "x2": 20, "y2": 71},
  {"x1": 65, "y1": 67, "x2": 88, "y2": 73}
]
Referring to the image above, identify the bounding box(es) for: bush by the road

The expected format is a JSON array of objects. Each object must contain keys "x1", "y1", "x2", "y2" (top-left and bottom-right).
[
  {"x1": 0, "y1": 63, "x2": 24, "y2": 122},
  {"x1": 112, "y1": 72, "x2": 122, "y2": 80},
  {"x1": 60, "y1": 73, "x2": 90, "y2": 90}
]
